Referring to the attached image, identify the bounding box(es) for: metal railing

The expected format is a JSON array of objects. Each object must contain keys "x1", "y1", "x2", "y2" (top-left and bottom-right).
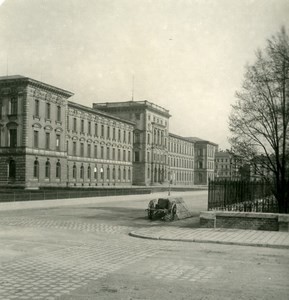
[
  {"x1": 208, "y1": 179, "x2": 278, "y2": 213},
  {"x1": 0, "y1": 188, "x2": 151, "y2": 203}
]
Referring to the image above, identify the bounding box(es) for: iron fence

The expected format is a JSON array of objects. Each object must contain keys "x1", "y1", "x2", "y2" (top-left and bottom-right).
[
  {"x1": 208, "y1": 179, "x2": 278, "y2": 213},
  {"x1": 0, "y1": 188, "x2": 151, "y2": 203}
]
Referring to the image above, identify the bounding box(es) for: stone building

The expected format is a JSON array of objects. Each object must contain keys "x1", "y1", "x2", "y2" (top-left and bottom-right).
[
  {"x1": 215, "y1": 150, "x2": 242, "y2": 180},
  {"x1": 186, "y1": 137, "x2": 217, "y2": 185},
  {"x1": 168, "y1": 133, "x2": 195, "y2": 186},
  {"x1": 93, "y1": 101, "x2": 171, "y2": 186},
  {"x1": 0, "y1": 75, "x2": 217, "y2": 188}
]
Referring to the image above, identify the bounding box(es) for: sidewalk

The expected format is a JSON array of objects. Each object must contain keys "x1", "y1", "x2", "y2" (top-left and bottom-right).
[{"x1": 129, "y1": 226, "x2": 289, "y2": 249}]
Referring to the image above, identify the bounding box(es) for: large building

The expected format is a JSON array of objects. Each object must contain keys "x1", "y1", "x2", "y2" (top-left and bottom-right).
[{"x1": 0, "y1": 75, "x2": 217, "y2": 188}]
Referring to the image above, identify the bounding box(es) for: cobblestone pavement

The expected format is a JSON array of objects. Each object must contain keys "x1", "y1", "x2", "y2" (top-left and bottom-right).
[
  {"x1": 0, "y1": 216, "x2": 134, "y2": 234},
  {"x1": 0, "y1": 215, "x2": 161, "y2": 300}
]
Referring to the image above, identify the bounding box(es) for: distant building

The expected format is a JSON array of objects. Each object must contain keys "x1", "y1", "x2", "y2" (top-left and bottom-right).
[
  {"x1": 186, "y1": 137, "x2": 218, "y2": 185},
  {"x1": 214, "y1": 150, "x2": 241, "y2": 180},
  {"x1": 0, "y1": 75, "x2": 217, "y2": 188}
]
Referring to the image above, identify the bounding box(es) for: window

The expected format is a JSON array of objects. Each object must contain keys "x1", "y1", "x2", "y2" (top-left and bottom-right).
[
  {"x1": 123, "y1": 168, "x2": 126, "y2": 180},
  {"x1": 128, "y1": 168, "x2": 131, "y2": 180},
  {"x1": 107, "y1": 126, "x2": 110, "y2": 139},
  {"x1": 73, "y1": 165, "x2": 77, "y2": 179},
  {"x1": 94, "y1": 123, "x2": 98, "y2": 136},
  {"x1": 56, "y1": 106, "x2": 61, "y2": 122},
  {"x1": 45, "y1": 132, "x2": 50, "y2": 149},
  {"x1": 73, "y1": 141, "x2": 77, "y2": 156},
  {"x1": 34, "y1": 100, "x2": 40, "y2": 117},
  {"x1": 10, "y1": 97, "x2": 18, "y2": 115},
  {"x1": 33, "y1": 160, "x2": 39, "y2": 178},
  {"x1": 112, "y1": 167, "x2": 116, "y2": 180},
  {"x1": 128, "y1": 151, "x2": 131, "y2": 162},
  {"x1": 87, "y1": 165, "x2": 91, "y2": 179},
  {"x1": 56, "y1": 161, "x2": 61, "y2": 179},
  {"x1": 9, "y1": 129, "x2": 17, "y2": 147},
  {"x1": 8, "y1": 160, "x2": 16, "y2": 179},
  {"x1": 113, "y1": 128, "x2": 116, "y2": 140},
  {"x1": 73, "y1": 118, "x2": 77, "y2": 131},
  {"x1": 100, "y1": 146, "x2": 104, "y2": 159},
  {"x1": 101, "y1": 125, "x2": 104, "y2": 137},
  {"x1": 147, "y1": 151, "x2": 150, "y2": 162},
  {"x1": 134, "y1": 151, "x2": 140, "y2": 162},
  {"x1": 81, "y1": 120, "x2": 84, "y2": 133},
  {"x1": 87, "y1": 144, "x2": 91, "y2": 157},
  {"x1": 80, "y1": 165, "x2": 84, "y2": 179},
  {"x1": 80, "y1": 143, "x2": 84, "y2": 156},
  {"x1": 123, "y1": 150, "x2": 126, "y2": 161},
  {"x1": 135, "y1": 132, "x2": 140, "y2": 143},
  {"x1": 128, "y1": 132, "x2": 131, "y2": 143},
  {"x1": 118, "y1": 167, "x2": 121, "y2": 180},
  {"x1": 88, "y1": 121, "x2": 91, "y2": 135},
  {"x1": 94, "y1": 167, "x2": 97, "y2": 180},
  {"x1": 107, "y1": 167, "x2": 110, "y2": 180},
  {"x1": 107, "y1": 147, "x2": 110, "y2": 160},
  {"x1": 147, "y1": 133, "x2": 150, "y2": 144},
  {"x1": 46, "y1": 103, "x2": 51, "y2": 119},
  {"x1": 45, "y1": 161, "x2": 50, "y2": 178},
  {"x1": 118, "y1": 129, "x2": 121, "y2": 141},
  {"x1": 56, "y1": 134, "x2": 60, "y2": 151},
  {"x1": 118, "y1": 149, "x2": 121, "y2": 161},
  {"x1": 0, "y1": 100, "x2": 2, "y2": 119},
  {"x1": 100, "y1": 167, "x2": 104, "y2": 180},
  {"x1": 34, "y1": 131, "x2": 39, "y2": 148},
  {"x1": 123, "y1": 130, "x2": 126, "y2": 143},
  {"x1": 112, "y1": 148, "x2": 116, "y2": 160},
  {"x1": 94, "y1": 145, "x2": 97, "y2": 158},
  {"x1": 198, "y1": 161, "x2": 203, "y2": 169}
]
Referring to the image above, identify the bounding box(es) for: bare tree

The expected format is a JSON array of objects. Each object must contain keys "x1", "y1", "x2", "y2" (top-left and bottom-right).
[{"x1": 229, "y1": 27, "x2": 289, "y2": 213}]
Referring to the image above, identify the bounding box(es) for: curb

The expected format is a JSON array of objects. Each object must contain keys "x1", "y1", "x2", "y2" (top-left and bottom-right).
[{"x1": 129, "y1": 231, "x2": 289, "y2": 249}]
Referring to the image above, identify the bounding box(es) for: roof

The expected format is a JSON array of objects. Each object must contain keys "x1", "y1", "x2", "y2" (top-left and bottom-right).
[
  {"x1": 94, "y1": 100, "x2": 171, "y2": 118},
  {"x1": 186, "y1": 137, "x2": 218, "y2": 146},
  {"x1": 169, "y1": 132, "x2": 195, "y2": 143},
  {"x1": 0, "y1": 75, "x2": 74, "y2": 98},
  {"x1": 68, "y1": 101, "x2": 135, "y2": 126}
]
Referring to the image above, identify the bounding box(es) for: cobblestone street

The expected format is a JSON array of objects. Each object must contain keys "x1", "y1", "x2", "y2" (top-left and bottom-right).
[{"x1": 0, "y1": 192, "x2": 289, "y2": 300}]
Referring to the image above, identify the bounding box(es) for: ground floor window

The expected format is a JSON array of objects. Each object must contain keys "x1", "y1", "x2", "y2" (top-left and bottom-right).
[{"x1": 8, "y1": 159, "x2": 16, "y2": 179}]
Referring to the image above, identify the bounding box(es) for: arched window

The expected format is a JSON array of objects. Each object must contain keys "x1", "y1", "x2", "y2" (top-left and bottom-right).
[
  {"x1": 73, "y1": 165, "x2": 77, "y2": 179},
  {"x1": 45, "y1": 161, "x2": 50, "y2": 179},
  {"x1": 128, "y1": 168, "x2": 131, "y2": 180},
  {"x1": 80, "y1": 165, "x2": 84, "y2": 179},
  {"x1": 123, "y1": 168, "x2": 126, "y2": 181},
  {"x1": 8, "y1": 159, "x2": 16, "y2": 179},
  {"x1": 112, "y1": 167, "x2": 116, "y2": 180},
  {"x1": 33, "y1": 160, "x2": 39, "y2": 178},
  {"x1": 56, "y1": 161, "x2": 61, "y2": 179},
  {"x1": 94, "y1": 166, "x2": 97, "y2": 180},
  {"x1": 107, "y1": 166, "x2": 110, "y2": 180}
]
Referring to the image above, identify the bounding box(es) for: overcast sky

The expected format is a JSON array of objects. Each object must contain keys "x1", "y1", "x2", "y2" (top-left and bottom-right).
[{"x1": 0, "y1": 0, "x2": 288, "y2": 149}]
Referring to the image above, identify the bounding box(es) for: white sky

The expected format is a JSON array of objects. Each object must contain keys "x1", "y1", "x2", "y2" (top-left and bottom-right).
[{"x1": 0, "y1": 0, "x2": 288, "y2": 149}]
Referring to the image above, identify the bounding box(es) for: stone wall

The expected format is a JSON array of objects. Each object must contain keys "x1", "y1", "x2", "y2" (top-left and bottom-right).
[{"x1": 200, "y1": 211, "x2": 289, "y2": 232}]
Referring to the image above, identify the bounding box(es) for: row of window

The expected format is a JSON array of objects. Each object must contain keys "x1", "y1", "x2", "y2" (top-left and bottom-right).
[
  {"x1": 34, "y1": 100, "x2": 62, "y2": 122},
  {"x1": 0, "y1": 97, "x2": 18, "y2": 117},
  {"x1": 68, "y1": 117, "x2": 132, "y2": 143},
  {"x1": 33, "y1": 160, "x2": 61, "y2": 179},
  {"x1": 68, "y1": 141, "x2": 132, "y2": 161},
  {"x1": 169, "y1": 141, "x2": 194, "y2": 155},
  {"x1": 70, "y1": 165, "x2": 131, "y2": 181}
]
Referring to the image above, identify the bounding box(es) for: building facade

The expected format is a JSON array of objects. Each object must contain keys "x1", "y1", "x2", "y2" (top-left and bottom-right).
[
  {"x1": 0, "y1": 76, "x2": 217, "y2": 188},
  {"x1": 187, "y1": 137, "x2": 218, "y2": 185}
]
